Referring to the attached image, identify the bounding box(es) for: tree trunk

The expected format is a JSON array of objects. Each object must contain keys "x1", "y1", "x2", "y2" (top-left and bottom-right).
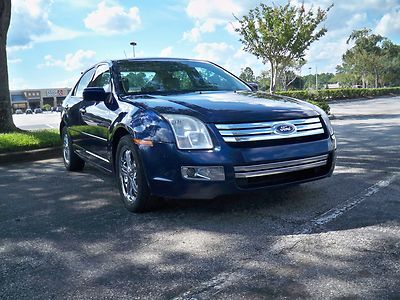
[
  {"x1": 0, "y1": 0, "x2": 17, "y2": 133},
  {"x1": 269, "y1": 61, "x2": 276, "y2": 94},
  {"x1": 361, "y1": 75, "x2": 366, "y2": 88}
]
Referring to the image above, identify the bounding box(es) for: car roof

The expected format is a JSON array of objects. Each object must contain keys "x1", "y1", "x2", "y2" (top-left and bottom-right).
[
  {"x1": 80, "y1": 57, "x2": 213, "y2": 76},
  {"x1": 90, "y1": 57, "x2": 208, "y2": 68}
]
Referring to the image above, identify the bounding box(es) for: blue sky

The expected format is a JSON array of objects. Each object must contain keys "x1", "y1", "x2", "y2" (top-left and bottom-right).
[{"x1": 6, "y1": 0, "x2": 400, "y2": 90}]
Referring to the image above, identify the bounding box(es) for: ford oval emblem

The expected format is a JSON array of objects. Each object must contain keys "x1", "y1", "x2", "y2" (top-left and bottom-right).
[{"x1": 273, "y1": 123, "x2": 297, "y2": 135}]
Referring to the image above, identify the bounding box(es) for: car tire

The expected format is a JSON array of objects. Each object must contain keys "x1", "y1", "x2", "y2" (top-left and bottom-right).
[
  {"x1": 116, "y1": 135, "x2": 159, "y2": 213},
  {"x1": 62, "y1": 127, "x2": 85, "y2": 171}
]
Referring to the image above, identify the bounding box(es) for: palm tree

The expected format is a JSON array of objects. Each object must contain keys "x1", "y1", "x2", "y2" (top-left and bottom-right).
[{"x1": 0, "y1": 0, "x2": 17, "y2": 133}]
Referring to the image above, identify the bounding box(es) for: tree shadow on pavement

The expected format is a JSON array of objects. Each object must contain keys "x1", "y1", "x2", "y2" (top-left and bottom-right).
[{"x1": 0, "y1": 110, "x2": 399, "y2": 298}]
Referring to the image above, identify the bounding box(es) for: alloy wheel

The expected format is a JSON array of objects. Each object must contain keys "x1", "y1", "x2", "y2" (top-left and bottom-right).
[{"x1": 119, "y1": 149, "x2": 138, "y2": 203}]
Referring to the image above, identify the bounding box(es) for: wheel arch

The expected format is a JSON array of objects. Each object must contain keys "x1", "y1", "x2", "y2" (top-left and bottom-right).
[{"x1": 111, "y1": 126, "x2": 133, "y2": 172}]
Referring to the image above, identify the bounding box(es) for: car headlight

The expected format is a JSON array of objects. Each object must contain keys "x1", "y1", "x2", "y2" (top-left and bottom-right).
[
  {"x1": 312, "y1": 106, "x2": 334, "y2": 136},
  {"x1": 162, "y1": 114, "x2": 213, "y2": 150}
]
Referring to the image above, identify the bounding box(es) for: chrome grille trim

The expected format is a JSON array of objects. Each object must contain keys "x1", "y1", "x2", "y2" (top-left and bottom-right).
[
  {"x1": 215, "y1": 117, "x2": 320, "y2": 130},
  {"x1": 234, "y1": 154, "x2": 329, "y2": 178},
  {"x1": 215, "y1": 117, "x2": 324, "y2": 143}
]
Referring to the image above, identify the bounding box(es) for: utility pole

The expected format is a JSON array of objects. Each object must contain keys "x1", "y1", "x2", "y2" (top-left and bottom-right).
[
  {"x1": 130, "y1": 41, "x2": 137, "y2": 58},
  {"x1": 315, "y1": 66, "x2": 318, "y2": 90}
]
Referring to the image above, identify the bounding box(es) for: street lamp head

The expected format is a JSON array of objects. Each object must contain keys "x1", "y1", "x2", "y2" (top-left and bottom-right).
[{"x1": 130, "y1": 42, "x2": 137, "y2": 46}]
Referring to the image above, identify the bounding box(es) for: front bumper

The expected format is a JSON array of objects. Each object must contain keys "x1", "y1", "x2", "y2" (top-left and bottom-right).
[{"x1": 138, "y1": 135, "x2": 336, "y2": 199}]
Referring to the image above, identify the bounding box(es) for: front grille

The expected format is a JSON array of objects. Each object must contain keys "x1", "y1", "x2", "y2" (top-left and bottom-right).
[
  {"x1": 235, "y1": 154, "x2": 331, "y2": 189},
  {"x1": 215, "y1": 117, "x2": 324, "y2": 143}
]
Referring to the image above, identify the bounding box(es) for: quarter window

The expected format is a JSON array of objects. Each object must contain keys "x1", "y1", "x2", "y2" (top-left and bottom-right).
[
  {"x1": 74, "y1": 68, "x2": 95, "y2": 97},
  {"x1": 90, "y1": 65, "x2": 111, "y2": 91}
]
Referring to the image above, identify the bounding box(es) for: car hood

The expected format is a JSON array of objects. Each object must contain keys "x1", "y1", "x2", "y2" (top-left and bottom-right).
[{"x1": 122, "y1": 91, "x2": 319, "y2": 123}]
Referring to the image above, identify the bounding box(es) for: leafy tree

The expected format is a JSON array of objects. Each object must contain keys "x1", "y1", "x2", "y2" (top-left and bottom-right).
[
  {"x1": 278, "y1": 59, "x2": 305, "y2": 91},
  {"x1": 255, "y1": 70, "x2": 270, "y2": 91},
  {"x1": 341, "y1": 29, "x2": 386, "y2": 88},
  {"x1": 43, "y1": 104, "x2": 52, "y2": 111},
  {"x1": 332, "y1": 64, "x2": 360, "y2": 87},
  {"x1": 380, "y1": 40, "x2": 400, "y2": 87},
  {"x1": 235, "y1": 2, "x2": 332, "y2": 93},
  {"x1": 0, "y1": 0, "x2": 17, "y2": 132},
  {"x1": 239, "y1": 67, "x2": 255, "y2": 82}
]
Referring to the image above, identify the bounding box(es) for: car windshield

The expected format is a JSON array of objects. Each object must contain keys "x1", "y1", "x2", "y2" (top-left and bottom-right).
[{"x1": 114, "y1": 60, "x2": 250, "y2": 95}]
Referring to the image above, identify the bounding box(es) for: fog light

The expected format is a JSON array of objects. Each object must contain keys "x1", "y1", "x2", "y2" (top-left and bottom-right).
[{"x1": 181, "y1": 166, "x2": 225, "y2": 181}]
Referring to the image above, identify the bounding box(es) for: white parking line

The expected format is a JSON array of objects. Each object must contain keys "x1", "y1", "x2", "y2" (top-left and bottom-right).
[
  {"x1": 295, "y1": 172, "x2": 399, "y2": 234},
  {"x1": 172, "y1": 172, "x2": 399, "y2": 299},
  {"x1": 46, "y1": 124, "x2": 55, "y2": 129}
]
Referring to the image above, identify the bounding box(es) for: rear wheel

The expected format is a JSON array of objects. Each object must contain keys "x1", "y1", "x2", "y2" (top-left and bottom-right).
[
  {"x1": 116, "y1": 136, "x2": 159, "y2": 213},
  {"x1": 62, "y1": 127, "x2": 85, "y2": 171}
]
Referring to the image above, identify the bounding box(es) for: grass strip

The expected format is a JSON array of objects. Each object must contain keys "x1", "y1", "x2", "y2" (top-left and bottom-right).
[{"x1": 0, "y1": 129, "x2": 61, "y2": 154}]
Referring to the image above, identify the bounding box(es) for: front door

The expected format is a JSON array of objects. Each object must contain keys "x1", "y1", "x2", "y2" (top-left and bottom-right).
[{"x1": 78, "y1": 64, "x2": 113, "y2": 169}]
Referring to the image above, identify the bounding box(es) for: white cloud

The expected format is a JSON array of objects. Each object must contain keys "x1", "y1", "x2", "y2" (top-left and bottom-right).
[
  {"x1": 39, "y1": 50, "x2": 96, "y2": 72},
  {"x1": 8, "y1": 0, "x2": 52, "y2": 47},
  {"x1": 84, "y1": 1, "x2": 141, "y2": 35},
  {"x1": 183, "y1": 0, "x2": 248, "y2": 42},
  {"x1": 160, "y1": 46, "x2": 173, "y2": 57},
  {"x1": 345, "y1": 13, "x2": 367, "y2": 28},
  {"x1": 375, "y1": 9, "x2": 400, "y2": 37},
  {"x1": 183, "y1": 27, "x2": 202, "y2": 43},
  {"x1": 186, "y1": 0, "x2": 243, "y2": 19},
  {"x1": 225, "y1": 21, "x2": 240, "y2": 35},
  {"x1": 8, "y1": 58, "x2": 22, "y2": 64},
  {"x1": 8, "y1": 0, "x2": 84, "y2": 50},
  {"x1": 339, "y1": 0, "x2": 399, "y2": 11},
  {"x1": 9, "y1": 77, "x2": 29, "y2": 90},
  {"x1": 193, "y1": 42, "x2": 234, "y2": 62},
  {"x1": 52, "y1": 75, "x2": 81, "y2": 88}
]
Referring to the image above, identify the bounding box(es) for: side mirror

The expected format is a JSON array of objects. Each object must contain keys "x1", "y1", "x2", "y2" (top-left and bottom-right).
[
  {"x1": 247, "y1": 82, "x2": 259, "y2": 92},
  {"x1": 83, "y1": 87, "x2": 110, "y2": 102}
]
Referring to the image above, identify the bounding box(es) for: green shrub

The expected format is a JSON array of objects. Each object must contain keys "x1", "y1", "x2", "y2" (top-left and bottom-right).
[
  {"x1": 274, "y1": 86, "x2": 400, "y2": 115},
  {"x1": 307, "y1": 99, "x2": 330, "y2": 114},
  {"x1": 277, "y1": 87, "x2": 400, "y2": 102}
]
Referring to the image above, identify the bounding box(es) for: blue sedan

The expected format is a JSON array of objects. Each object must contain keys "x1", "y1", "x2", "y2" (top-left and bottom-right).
[{"x1": 60, "y1": 58, "x2": 336, "y2": 212}]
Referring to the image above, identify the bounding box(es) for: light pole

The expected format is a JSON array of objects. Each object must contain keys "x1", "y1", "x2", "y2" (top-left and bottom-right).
[
  {"x1": 308, "y1": 67, "x2": 312, "y2": 89},
  {"x1": 315, "y1": 66, "x2": 318, "y2": 90},
  {"x1": 130, "y1": 41, "x2": 137, "y2": 58}
]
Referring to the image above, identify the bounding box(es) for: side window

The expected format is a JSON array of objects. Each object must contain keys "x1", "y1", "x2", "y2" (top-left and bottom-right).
[
  {"x1": 172, "y1": 71, "x2": 193, "y2": 90},
  {"x1": 74, "y1": 68, "x2": 95, "y2": 97},
  {"x1": 195, "y1": 67, "x2": 229, "y2": 89},
  {"x1": 89, "y1": 64, "x2": 111, "y2": 91},
  {"x1": 120, "y1": 71, "x2": 156, "y2": 93}
]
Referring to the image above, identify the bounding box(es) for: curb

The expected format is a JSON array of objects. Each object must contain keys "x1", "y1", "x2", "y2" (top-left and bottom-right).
[{"x1": 0, "y1": 147, "x2": 62, "y2": 165}]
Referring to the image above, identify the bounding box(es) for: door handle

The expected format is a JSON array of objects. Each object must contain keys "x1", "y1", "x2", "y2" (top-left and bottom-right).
[{"x1": 79, "y1": 108, "x2": 86, "y2": 114}]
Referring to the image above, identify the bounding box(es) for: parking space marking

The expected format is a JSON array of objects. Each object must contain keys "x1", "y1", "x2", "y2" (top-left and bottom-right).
[
  {"x1": 172, "y1": 172, "x2": 399, "y2": 300},
  {"x1": 295, "y1": 172, "x2": 399, "y2": 234}
]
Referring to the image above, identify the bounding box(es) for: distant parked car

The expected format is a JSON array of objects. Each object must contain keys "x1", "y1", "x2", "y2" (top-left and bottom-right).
[
  {"x1": 15, "y1": 109, "x2": 23, "y2": 114},
  {"x1": 51, "y1": 106, "x2": 57, "y2": 112},
  {"x1": 26, "y1": 109, "x2": 33, "y2": 114},
  {"x1": 34, "y1": 108, "x2": 43, "y2": 114},
  {"x1": 56, "y1": 106, "x2": 63, "y2": 113}
]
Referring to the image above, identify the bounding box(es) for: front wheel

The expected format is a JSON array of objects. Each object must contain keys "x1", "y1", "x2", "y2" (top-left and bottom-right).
[
  {"x1": 116, "y1": 136, "x2": 159, "y2": 213},
  {"x1": 62, "y1": 127, "x2": 85, "y2": 171}
]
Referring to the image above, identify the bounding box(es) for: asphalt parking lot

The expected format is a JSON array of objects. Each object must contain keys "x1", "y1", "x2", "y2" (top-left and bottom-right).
[
  {"x1": 1, "y1": 96, "x2": 399, "y2": 299},
  {"x1": 12, "y1": 112, "x2": 61, "y2": 130}
]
